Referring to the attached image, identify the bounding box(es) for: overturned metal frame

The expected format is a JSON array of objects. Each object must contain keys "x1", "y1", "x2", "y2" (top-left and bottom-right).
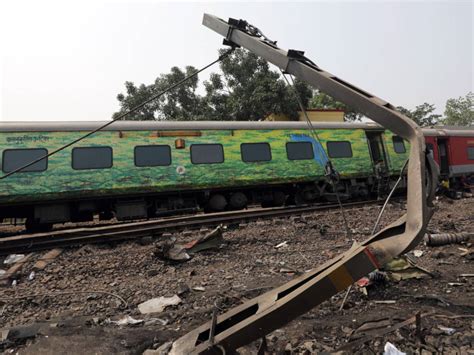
[{"x1": 170, "y1": 14, "x2": 438, "y2": 354}]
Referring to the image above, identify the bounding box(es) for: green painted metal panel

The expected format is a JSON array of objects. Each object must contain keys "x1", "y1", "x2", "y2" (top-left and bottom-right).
[
  {"x1": 0, "y1": 128, "x2": 374, "y2": 204},
  {"x1": 383, "y1": 131, "x2": 410, "y2": 173}
]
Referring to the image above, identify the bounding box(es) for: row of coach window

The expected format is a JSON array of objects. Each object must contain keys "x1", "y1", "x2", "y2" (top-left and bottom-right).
[{"x1": 1, "y1": 138, "x2": 408, "y2": 173}]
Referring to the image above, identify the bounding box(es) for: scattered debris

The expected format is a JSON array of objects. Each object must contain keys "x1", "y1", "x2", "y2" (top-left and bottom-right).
[
  {"x1": 425, "y1": 232, "x2": 472, "y2": 246},
  {"x1": 111, "y1": 315, "x2": 144, "y2": 326},
  {"x1": 339, "y1": 285, "x2": 352, "y2": 310},
  {"x1": 458, "y1": 247, "x2": 473, "y2": 259},
  {"x1": 154, "y1": 239, "x2": 191, "y2": 263},
  {"x1": 369, "y1": 270, "x2": 387, "y2": 283},
  {"x1": 413, "y1": 250, "x2": 423, "y2": 257},
  {"x1": 279, "y1": 267, "x2": 296, "y2": 274},
  {"x1": 437, "y1": 325, "x2": 456, "y2": 335},
  {"x1": 0, "y1": 198, "x2": 471, "y2": 354},
  {"x1": 138, "y1": 295, "x2": 182, "y2": 314},
  {"x1": 382, "y1": 256, "x2": 432, "y2": 281},
  {"x1": 356, "y1": 277, "x2": 370, "y2": 288},
  {"x1": 373, "y1": 300, "x2": 396, "y2": 304},
  {"x1": 355, "y1": 271, "x2": 387, "y2": 296},
  {"x1": 3, "y1": 254, "x2": 25, "y2": 265},
  {"x1": 184, "y1": 225, "x2": 224, "y2": 253},
  {"x1": 192, "y1": 286, "x2": 205, "y2": 292},
  {"x1": 154, "y1": 226, "x2": 225, "y2": 262},
  {"x1": 274, "y1": 241, "x2": 288, "y2": 249},
  {"x1": 383, "y1": 341, "x2": 406, "y2": 355}
]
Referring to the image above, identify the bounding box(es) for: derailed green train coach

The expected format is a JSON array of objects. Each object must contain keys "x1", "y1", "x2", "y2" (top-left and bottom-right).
[{"x1": 0, "y1": 121, "x2": 408, "y2": 230}]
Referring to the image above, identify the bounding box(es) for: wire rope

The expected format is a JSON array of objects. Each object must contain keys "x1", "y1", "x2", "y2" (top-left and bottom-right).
[{"x1": 281, "y1": 71, "x2": 351, "y2": 237}]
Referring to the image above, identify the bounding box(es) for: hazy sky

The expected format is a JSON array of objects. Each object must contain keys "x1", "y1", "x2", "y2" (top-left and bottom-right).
[{"x1": 0, "y1": 0, "x2": 472, "y2": 121}]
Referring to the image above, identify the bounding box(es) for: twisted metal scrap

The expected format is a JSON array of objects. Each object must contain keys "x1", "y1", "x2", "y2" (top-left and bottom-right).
[{"x1": 170, "y1": 14, "x2": 439, "y2": 354}]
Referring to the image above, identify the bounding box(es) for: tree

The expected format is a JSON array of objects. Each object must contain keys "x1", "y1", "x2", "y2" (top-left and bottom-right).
[
  {"x1": 308, "y1": 90, "x2": 363, "y2": 121},
  {"x1": 113, "y1": 66, "x2": 207, "y2": 121},
  {"x1": 443, "y1": 92, "x2": 473, "y2": 126},
  {"x1": 113, "y1": 48, "x2": 313, "y2": 121},
  {"x1": 395, "y1": 103, "x2": 441, "y2": 127},
  {"x1": 202, "y1": 48, "x2": 312, "y2": 121}
]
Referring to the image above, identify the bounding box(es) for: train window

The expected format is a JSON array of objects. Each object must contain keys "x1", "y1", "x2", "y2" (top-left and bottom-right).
[
  {"x1": 326, "y1": 141, "x2": 352, "y2": 158},
  {"x1": 286, "y1": 142, "x2": 314, "y2": 160},
  {"x1": 241, "y1": 143, "x2": 272, "y2": 162},
  {"x1": 134, "y1": 145, "x2": 171, "y2": 167},
  {"x1": 392, "y1": 136, "x2": 406, "y2": 153},
  {"x1": 2, "y1": 148, "x2": 48, "y2": 173},
  {"x1": 468, "y1": 147, "x2": 474, "y2": 160},
  {"x1": 72, "y1": 147, "x2": 113, "y2": 170},
  {"x1": 190, "y1": 144, "x2": 224, "y2": 164}
]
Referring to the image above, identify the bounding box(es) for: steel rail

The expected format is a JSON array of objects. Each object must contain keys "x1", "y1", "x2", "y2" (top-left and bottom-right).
[{"x1": 0, "y1": 200, "x2": 381, "y2": 255}]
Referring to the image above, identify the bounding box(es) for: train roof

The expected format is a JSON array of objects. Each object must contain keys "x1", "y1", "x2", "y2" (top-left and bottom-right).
[
  {"x1": 0, "y1": 121, "x2": 381, "y2": 132},
  {"x1": 0, "y1": 121, "x2": 472, "y2": 136},
  {"x1": 423, "y1": 126, "x2": 474, "y2": 137}
]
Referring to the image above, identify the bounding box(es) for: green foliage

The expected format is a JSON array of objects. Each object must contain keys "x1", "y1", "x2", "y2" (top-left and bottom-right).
[
  {"x1": 113, "y1": 48, "x2": 313, "y2": 121},
  {"x1": 308, "y1": 91, "x2": 362, "y2": 121},
  {"x1": 443, "y1": 92, "x2": 473, "y2": 126},
  {"x1": 396, "y1": 103, "x2": 441, "y2": 127},
  {"x1": 203, "y1": 49, "x2": 313, "y2": 121},
  {"x1": 113, "y1": 66, "x2": 206, "y2": 121}
]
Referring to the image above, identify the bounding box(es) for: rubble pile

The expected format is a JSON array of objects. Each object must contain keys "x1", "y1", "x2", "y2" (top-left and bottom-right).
[{"x1": 1, "y1": 197, "x2": 473, "y2": 354}]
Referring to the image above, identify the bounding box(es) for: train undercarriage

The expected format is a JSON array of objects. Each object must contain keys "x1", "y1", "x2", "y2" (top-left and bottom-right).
[{"x1": 0, "y1": 175, "x2": 401, "y2": 232}]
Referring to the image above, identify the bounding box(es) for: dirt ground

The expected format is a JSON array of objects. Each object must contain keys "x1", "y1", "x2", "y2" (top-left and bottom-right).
[{"x1": 1, "y1": 197, "x2": 473, "y2": 354}]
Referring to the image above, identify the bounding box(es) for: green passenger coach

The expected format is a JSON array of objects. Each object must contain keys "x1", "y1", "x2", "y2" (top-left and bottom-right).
[{"x1": 0, "y1": 121, "x2": 409, "y2": 230}]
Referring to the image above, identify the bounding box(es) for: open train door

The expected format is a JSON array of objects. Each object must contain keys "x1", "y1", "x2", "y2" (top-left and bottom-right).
[
  {"x1": 366, "y1": 131, "x2": 389, "y2": 171},
  {"x1": 437, "y1": 138, "x2": 450, "y2": 177}
]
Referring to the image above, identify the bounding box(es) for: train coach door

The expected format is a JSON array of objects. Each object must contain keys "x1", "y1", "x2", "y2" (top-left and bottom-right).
[
  {"x1": 437, "y1": 139, "x2": 450, "y2": 176},
  {"x1": 366, "y1": 132, "x2": 388, "y2": 170}
]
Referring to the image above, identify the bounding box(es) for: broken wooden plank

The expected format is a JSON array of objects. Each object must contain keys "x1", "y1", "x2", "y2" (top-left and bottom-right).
[{"x1": 33, "y1": 249, "x2": 62, "y2": 270}]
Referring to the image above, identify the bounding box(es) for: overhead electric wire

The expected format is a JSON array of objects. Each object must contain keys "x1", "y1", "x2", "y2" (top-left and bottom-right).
[
  {"x1": 281, "y1": 71, "x2": 351, "y2": 238},
  {"x1": 0, "y1": 48, "x2": 235, "y2": 180},
  {"x1": 371, "y1": 158, "x2": 409, "y2": 235}
]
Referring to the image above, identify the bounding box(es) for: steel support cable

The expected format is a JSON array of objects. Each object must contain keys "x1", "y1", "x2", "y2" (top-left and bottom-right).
[
  {"x1": 0, "y1": 48, "x2": 235, "y2": 180},
  {"x1": 281, "y1": 71, "x2": 351, "y2": 238},
  {"x1": 371, "y1": 158, "x2": 409, "y2": 235}
]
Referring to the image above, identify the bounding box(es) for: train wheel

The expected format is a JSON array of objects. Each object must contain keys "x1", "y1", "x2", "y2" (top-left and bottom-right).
[
  {"x1": 229, "y1": 192, "x2": 248, "y2": 210},
  {"x1": 208, "y1": 194, "x2": 227, "y2": 212}
]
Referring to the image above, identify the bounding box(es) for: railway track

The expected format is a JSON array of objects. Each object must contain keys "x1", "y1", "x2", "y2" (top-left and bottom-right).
[{"x1": 0, "y1": 200, "x2": 384, "y2": 255}]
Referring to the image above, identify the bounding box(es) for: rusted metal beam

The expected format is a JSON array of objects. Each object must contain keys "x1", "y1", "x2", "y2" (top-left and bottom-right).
[{"x1": 169, "y1": 14, "x2": 438, "y2": 354}]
